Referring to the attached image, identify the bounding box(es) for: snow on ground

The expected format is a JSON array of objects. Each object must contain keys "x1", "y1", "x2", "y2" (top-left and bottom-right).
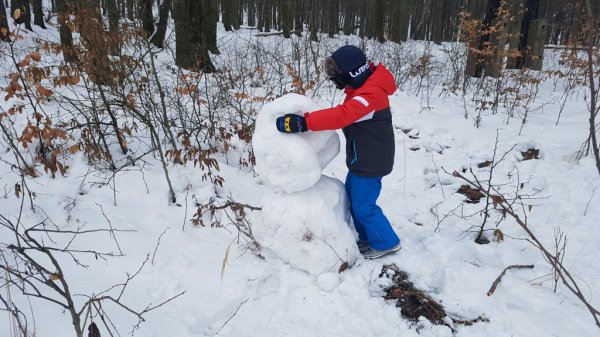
[{"x1": 1, "y1": 22, "x2": 600, "y2": 337}]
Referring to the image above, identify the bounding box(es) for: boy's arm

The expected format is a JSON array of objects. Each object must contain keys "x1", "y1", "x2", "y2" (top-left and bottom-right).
[{"x1": 304, "y1": 93, "x2": 377, "y2": 131}]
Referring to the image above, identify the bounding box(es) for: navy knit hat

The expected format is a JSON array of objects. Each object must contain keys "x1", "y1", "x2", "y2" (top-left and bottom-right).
[{"x1": 325, "y1": 45, "x2": 372, "y2": 89}]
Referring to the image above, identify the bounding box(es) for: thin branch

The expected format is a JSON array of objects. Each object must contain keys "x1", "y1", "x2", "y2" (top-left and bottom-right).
[
  {"x1": 216, "y1": 299, "x2": 249, "y2": 334},
  {"x1": 152, "y1": 227, "x2": 169, "y2": 265},
  {"x1": 487, "y1": 264, "x2": 535, "y2": 296}
]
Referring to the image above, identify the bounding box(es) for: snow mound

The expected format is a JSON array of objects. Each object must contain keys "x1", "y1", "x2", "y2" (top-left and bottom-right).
[
  {"x1": 256, "y1": 176, "x2": 359, "y2": 275},
  {"x1": 253, "y1": 93, "x2": 340, "y2": 193}
]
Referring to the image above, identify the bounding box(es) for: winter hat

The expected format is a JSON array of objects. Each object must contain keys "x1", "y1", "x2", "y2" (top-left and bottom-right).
[{"x1": 324, "y1": 45, "x2": 372, "y2": 89}]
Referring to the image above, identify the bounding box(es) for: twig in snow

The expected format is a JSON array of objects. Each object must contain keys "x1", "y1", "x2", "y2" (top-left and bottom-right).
[
  {"x1": 217, "y1": 299, "x2": 249, "y2": 334},
  {"x1": 584, "y1": 186, "x2": 598, "y2": 216},
  {"x1": 152, "y1": 227, "x2": 170, "y2": 265},
  {"x1": 430, "y1": 153, "x2": 445, "y2": 198},
  {"x1": 96, "y1": 203, "x2": 124, "y2": 255},
  {"x1": 487, "y1": 264, "x2": 534, "y2": 296}
]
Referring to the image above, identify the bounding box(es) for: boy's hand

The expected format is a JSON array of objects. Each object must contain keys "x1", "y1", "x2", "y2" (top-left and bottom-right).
[{"x1": 276, "y1": 114, "x2": 307, "y2": 133}]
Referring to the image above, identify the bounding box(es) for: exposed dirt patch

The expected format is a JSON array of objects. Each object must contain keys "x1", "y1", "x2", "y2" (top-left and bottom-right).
[
  {"x1": 457, "y1": 185, "x2": 483, "y2": 203},
  {"x1": 380, "y1": 265, "x2": 447, "y2": 324},
  {"x1": 521, "y1": 148, "x2": 540, "y2": 160},
  {"x1": 380, "y1": 265, "x2": 489, "y2": 330},
  {"x1": 477, "y1": 160, "x2": 493, "y2": 168}
]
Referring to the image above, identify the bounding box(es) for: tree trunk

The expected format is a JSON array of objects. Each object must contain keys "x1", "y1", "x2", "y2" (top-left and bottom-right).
[
  {"x1": 140, "y1": 0, "x2": 154, "y2": 38},
  {"x1": 308, "y1": 0, "x2": 318, "y2": 41},
  {"x1": 222, "y1": 0, "x2": 233, "y2": 31},
  {"x1": 584, "y1": 0, "x2": 600, "y2": 176},
  {"x1": 106, "y1": 0, "x2": 120, "y2": 55},
  {"x1": 247, "y1": 0, "x2": 256, "y2": 26},
  {"x1": 234, "y1": 0, "x2": 242, "y2": 29},
  {"x1": 151, "y1": 0, "x2": 172, "y2": 47},
  {"x1": 257, "y1": 0, "x2": 264, "y2": 31},
  {"x1": 506, "y1": 0, "x2": 525, "y2": 69},
  {"x1": 173, "y1": 0, "x2": 216, "y2": 72},
  {"x1": 11, "y1": 0, "x2": 31, "y2": 30},
  {"x1": 203, "y1": 0, "x2": 219, "y2": 54},
  {"x1": 293, "y1": 0, "x2": 301, "y2": 35},
  {"x1": 281, "y1": 0, "x2": 291, "y2": 38},
  {"x1": 77, "y1": 0, "x2": 114, "y2": 85},
  {"x1": 357, "y1": 0, "x2": 366, "y2": 38},
  {"x1": 432, "y1": 0, "x2": 444, "y2": 44},
  {"x1": 389, "y1": 0, "x2": 402, "y2": 42},
  {"x1": 326, "y1": 0, "x2": 337, "y2": 37},
  {"x1": 263, "y1": 0, "x2": 271, "y2": 32},
  {"x1": 342, "y1": 0, "x2": 353, "y2": 35},
  {"x1": 126, "y1": 0, "x2": 133, "y2": 20},
  {"x1": 374, "y1": 0, "x2": 384, "y2": 42},
  {"x1": 56, "y1": 0, "x2": 76, "y2": 62},
  {"x1": 32, "y1": 0, "x2": 45, "y2": 28},
  {"x1": 0, "y1": 0, "x2": 9, "y2": 41},
  {"x1": 516, "y1": 0, "x2": 541, "y2": 69}
]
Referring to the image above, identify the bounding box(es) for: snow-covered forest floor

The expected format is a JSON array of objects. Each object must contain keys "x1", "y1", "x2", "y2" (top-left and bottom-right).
[{"x1": 1, "y1": 14, "x2": 599, "y2": 337}]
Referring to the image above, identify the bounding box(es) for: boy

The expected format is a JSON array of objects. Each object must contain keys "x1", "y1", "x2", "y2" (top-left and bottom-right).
[{"x1": 275, "y1": 45, "x2": 401, "y2": 259}]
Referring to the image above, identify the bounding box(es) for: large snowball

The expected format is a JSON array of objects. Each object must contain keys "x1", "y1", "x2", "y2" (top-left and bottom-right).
[
  {"x1": 253, "y1": 93, "x2": 340, "y2": 193},
  {"x1": 256, "y1": 176, "x2": 360, "y2": 275}
]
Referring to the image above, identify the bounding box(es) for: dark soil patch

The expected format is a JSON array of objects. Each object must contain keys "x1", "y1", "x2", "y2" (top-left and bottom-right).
[
  {"x1": 521, "y1": 148, "x2": 540, "y2": 160},
  {"x1": 380, "y1": 265, "x2": 489, "y2": 330},
  {"x1": 380, "y1": 265, "x2": 447, "y2": 325},
  {"x1": 477, "y1": 160, "x2": 493, "y2": 168},
  {"x1": 457, "y1": 185, "x2": 483, "y2": 203}
]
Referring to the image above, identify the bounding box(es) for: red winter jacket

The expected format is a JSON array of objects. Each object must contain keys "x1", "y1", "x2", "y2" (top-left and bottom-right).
[
  {"x1": 305, "y1": 63, "x2": 397, "y2": 177},
  {"x1": 304, "y1": 63, "x2": 397, "y2": 131}
]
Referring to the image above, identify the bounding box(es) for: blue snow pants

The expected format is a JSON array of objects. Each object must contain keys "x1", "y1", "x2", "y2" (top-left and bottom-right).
[{"x1": 345, "y1": 171, "x2": 400, "y2": 250}]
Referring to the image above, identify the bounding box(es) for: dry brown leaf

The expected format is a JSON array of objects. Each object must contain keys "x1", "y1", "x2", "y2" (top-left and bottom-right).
[
  {"x1": 31, "y1": 51, "x2": 41, "y2": 62},
  {"x1": 494, "y1": 229, "x2": 504, "y2": 242},
  {"x1": 339, "y1": 261, "x2": 349, "y2": 273},
  {"x1": 68, "y1": 144, "x2": 80, "y2": 154}
]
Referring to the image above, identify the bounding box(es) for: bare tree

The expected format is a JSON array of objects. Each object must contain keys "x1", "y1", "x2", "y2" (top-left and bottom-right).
[{"x1": 583, "y1": 0, "x2": 600, "y2": 175}]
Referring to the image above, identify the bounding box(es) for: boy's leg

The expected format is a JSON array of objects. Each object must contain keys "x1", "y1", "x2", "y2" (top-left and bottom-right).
[
  {"x1": 345, "y1": 171, "x2": 368, "y2": 241},
  {"x1": 347, "y1": 172, "x2": 400, "y2": 251}
]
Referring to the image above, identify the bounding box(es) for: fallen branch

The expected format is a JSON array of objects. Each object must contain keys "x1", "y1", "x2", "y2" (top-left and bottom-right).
[
  {"x1": 255, "y1": 30, "x2": 302, "y2": 37},
  {"x1": 487, "y1": 264, "x2": 534, "y2": 296}
]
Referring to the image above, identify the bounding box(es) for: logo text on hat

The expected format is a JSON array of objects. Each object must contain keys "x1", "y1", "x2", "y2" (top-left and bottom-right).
[{"x1": 349, "y1": 62, "x2": 370, "y2": 78}]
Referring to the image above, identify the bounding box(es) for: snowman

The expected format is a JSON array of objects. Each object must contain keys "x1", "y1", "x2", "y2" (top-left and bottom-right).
[{"x1": 252, "y1": 94, "x2": 360, "y2": 275}]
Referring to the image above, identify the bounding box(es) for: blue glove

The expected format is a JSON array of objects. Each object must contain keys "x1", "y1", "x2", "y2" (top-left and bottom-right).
[{"x1": 276, "y1": 114, "x2": 307, "y2": 133}]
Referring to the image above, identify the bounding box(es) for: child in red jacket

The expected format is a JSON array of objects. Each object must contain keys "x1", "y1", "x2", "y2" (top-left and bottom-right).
[{"x1": 276, "y1": 45, "x2": 401, "y2": 259}]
